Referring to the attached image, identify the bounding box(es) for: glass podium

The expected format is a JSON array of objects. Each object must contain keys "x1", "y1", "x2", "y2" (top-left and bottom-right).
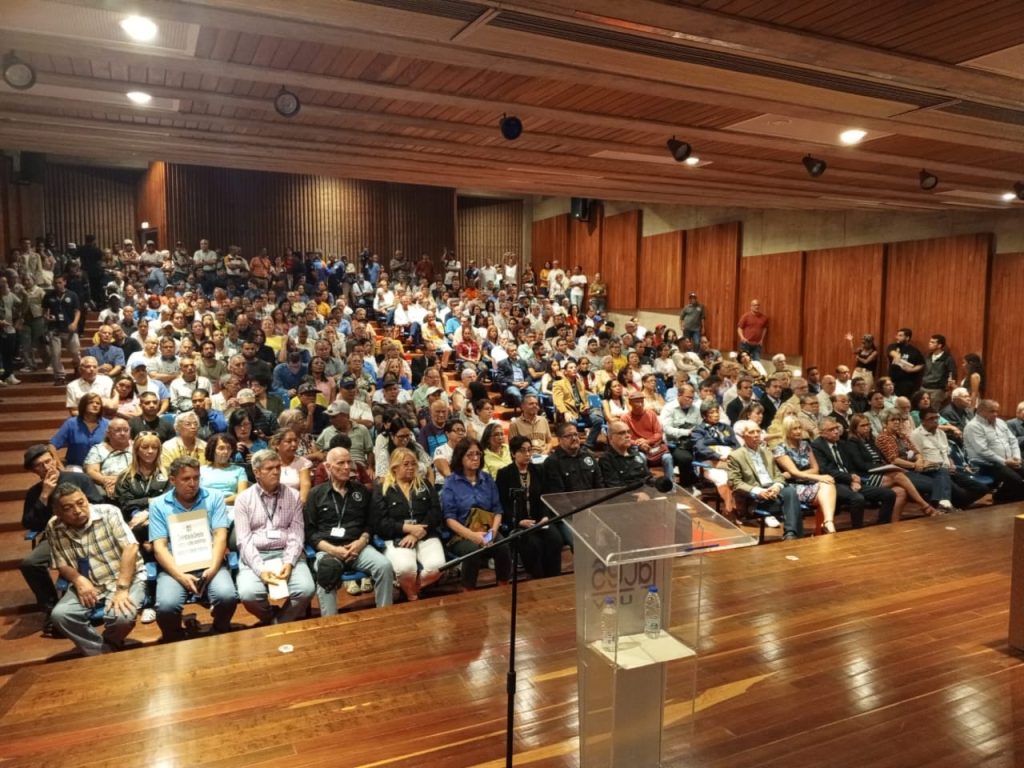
[{"x1": 543, "y1": 485, "x2": 756, "y2": 767}]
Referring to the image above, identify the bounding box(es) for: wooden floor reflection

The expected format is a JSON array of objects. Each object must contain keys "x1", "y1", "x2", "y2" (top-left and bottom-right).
[{"x1": 1, "y1": 505, "x2": 1023, "y2": 767}]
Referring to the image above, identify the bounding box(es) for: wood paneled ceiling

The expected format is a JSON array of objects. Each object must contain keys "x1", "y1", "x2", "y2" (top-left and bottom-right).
[{"x1": 0, "y1": 0, "x2": 1023, "y2": 211}]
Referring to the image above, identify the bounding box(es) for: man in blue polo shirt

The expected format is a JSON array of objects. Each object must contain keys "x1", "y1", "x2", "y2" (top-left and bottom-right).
[
  {"x1": 85, "y1": 324, "x2": 126, "y2": 378},
  {"x1": 149, "y1": 456, "x2": 237, "y2": 641}
]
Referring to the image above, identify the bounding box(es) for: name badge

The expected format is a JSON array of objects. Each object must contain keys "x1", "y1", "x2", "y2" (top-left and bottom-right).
[
  {"x1": 266, "y1": 529, "x2": 282, "y2": 540},
  {"x1": 330, "y1": 526, "x2": 346, "y2": 539}
]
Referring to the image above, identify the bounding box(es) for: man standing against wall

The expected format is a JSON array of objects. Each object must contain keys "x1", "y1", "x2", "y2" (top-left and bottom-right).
[
  {"x1": 736, "y1": 299, "x2": 767, "y2": 361},
  {"x1": 680, "y1": 292, "x2": 705, "y2": 351}
]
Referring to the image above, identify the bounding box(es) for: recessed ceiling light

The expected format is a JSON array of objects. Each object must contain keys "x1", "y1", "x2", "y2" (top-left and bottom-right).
[
  {"x1": 1002, "y1": 192, "x2": 1017, "y2": 202},
  {"x1": 120, "y1": 16, "x2": 158, "y2": 43},
  {"x1": 126, "y1": 91, "x2": 152, "y2": 105},
  {"x1": 684, "y1": 156, "x2": 700, "y2": 166},
  {"x1": 839, "y1": 129, "x2": 867, "y2": 145}
]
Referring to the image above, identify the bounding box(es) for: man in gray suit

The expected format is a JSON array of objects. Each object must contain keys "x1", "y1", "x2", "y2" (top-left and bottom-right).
[{"x1": 727, "y1": 420, "x2": 803, "y2": 541}]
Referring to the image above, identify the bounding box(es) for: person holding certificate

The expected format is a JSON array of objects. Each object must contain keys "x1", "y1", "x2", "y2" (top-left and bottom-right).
[
  {"x1": 149, "y1": 457, "x2": 238, "y2": 641},
  {"x1": 233, "y1": 449, "x2": 315, "y2": 625}
]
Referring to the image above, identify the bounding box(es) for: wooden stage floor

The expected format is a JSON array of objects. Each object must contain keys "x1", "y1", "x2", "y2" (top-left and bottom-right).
[{"x1": 2, "y1": 504, "x2": 1024, "y2": 767}]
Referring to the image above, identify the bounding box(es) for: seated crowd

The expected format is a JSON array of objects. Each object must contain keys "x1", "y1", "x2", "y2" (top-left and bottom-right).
[{"x1": 10, "y1": 237, "x2": 1023, "y2": 657}]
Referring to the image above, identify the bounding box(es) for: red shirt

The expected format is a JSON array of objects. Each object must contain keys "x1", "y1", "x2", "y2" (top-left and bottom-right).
[{"x1": 738, "y1": 311, "x2": 768, "y2": 344}]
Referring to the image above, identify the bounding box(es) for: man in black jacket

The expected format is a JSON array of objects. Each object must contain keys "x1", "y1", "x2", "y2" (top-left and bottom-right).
[
  {"x1": 811, "y1": 418, "x2": 896, "y2": 528},
  {"x1": 19, "y1": 445, "x2": 103, "y2": 635},
  {"x1": 304, "y1": 447, "x2": 394, "y2": 615},
  {"x1": 495, "y1": 346, "x2": 537, "y2": 407}
]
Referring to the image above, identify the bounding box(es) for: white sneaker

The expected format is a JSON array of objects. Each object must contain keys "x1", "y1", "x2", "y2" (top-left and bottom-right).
[
  {"x1": 141, "y1": 608, "x2": 156, "y2": 624},
  {"x1": 4, "y1": 375, "x2": 20, "y2": 385},
  {"x1": 0, "y1": 379, "x2": 9, "y2": 387},
  {"x1": 346, "y1": 579, "x2": 362, "y2": 595},
  {"x1": 359, "y1": 577, "x2": 373, "y2": 593},
  {"x1": 763, "y1": 515, "x2": 781, "y2": 528}
]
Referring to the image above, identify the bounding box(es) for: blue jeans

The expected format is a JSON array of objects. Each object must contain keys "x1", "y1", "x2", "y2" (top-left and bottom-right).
[
  {"x1": 739, "y1": 342, "x2": 762, "y2": 361},
  {"x1": 50, "y1": 581, "x2": 146, "y2": 656},
  {"x1": 156, "y1": 567, "x2": 237, "y2": 640},
  {"x1": 503, "y1": 383, "x2": 539, "y2": 407},
  {"x1": 578, "y1": 407, "x2": 605, "y2": 449},
  {"x1": 315, "y1": 547, "x2": 394, "y2": 616},
  {"x1": 237, "y1": 551, "x2": 315, "y2": 625},
  {"x1": 684, "y1": 330, "x2": 702, "y2": 351}
]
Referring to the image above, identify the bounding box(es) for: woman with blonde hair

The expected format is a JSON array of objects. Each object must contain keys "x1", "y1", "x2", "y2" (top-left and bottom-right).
[
  {"x1": 114, "y1": 431, "x2": 168, "y2": 538},
  {"x1": 269, "y1": 427, "x2": 312, "y2": 503},
  {"x1": 372, "y1": 447, "x2": 446, "y2": 601},
  {"x1": 772, "y1": 415, "x2": 838, "y2": 534}
]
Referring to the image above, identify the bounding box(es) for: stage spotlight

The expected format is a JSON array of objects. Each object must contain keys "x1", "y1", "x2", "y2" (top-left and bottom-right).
[
  {"x1": 919, "y1": 169, "x2": 939, "y2": 191},
  {"x1": 120, "y1": 16, "x2": 158, "y2": 43},
  {"x1": 274, "y1": 87, "x2": 301, "y2": 118},
  {"x1": 802, "y1": 154, "x2": 827, "y2": 178},
  {"x1": 2, "y1": 52, "x2": 36, "y2": 90},
  {"x1": 1015, "y1": 182, "x2": 1024, "y2": 201},
  {"x1": 499, "y1": 114, "x2": 522, "y2": 141},
  {"x1": 126, "y1": 91, "x2": 152, "y2": 105},
  {"x1": 666, "y1": 137, "x2": 692, "y2": 163}
]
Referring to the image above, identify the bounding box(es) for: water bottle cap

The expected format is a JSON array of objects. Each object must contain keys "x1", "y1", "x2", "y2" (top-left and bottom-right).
[
  {"x1": 604, "y1": 596, "x2": 615, "y2": 604},
  {"x1": 648, "y1": 585, "x2": 658, "y2": 593}
]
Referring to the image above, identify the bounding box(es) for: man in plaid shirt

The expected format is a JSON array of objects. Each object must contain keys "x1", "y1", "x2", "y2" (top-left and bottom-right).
[{"x1": 46, "y1": 483, "x2": 146, "y2": 656}]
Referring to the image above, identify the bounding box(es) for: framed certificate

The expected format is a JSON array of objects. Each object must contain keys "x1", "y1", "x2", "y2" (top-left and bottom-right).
[{"x1": 168, "y1": 509, "x2": 214, "y2": 573}]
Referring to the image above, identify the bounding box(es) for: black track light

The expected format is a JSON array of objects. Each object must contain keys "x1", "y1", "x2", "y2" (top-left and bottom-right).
[
  {"x1": 802, "y1": 155, "x2": 827, "y2": 178},
  {"x1": 919, "y1": 169, "x2": 939, "y2": 191},
  {"x1": 499, "y1": 114, "x2": 523, "y2": 141},
  {"x1": 666, "y1": 137, "x2": 692, "y2": 163},
  {"x1": 1015, "y1": 181, "x2": 1024, "y2": 201}
]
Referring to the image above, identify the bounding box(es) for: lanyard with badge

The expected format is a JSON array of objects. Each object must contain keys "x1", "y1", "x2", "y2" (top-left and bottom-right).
[
  {"x1": 259, "y1": 489, "x2": 282, "y2": 540},
  {"x1": 330, "y1": 490, "x2": 349, "y2": 540}
]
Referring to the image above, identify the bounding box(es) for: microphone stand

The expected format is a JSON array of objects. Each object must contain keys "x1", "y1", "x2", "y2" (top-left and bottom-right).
[{"x1": 440, "y1": 479, "x2": 650, "y2": 768}]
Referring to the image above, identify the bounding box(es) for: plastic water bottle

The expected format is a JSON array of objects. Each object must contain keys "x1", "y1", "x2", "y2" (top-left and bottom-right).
[
  {"x1": 644, "y1": 585, "x2": 661, "y2": 639},
  {"x1": 600, "y1": 597, "x2": 617, "y2": 653}
]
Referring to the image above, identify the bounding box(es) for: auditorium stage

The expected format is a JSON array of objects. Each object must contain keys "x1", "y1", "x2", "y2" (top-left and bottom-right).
[{"x1": 2, "y1": 504, "x2": 1023, "y2": 767}]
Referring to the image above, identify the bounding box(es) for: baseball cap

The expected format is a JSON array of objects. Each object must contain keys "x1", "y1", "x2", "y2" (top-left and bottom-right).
[
  {"x1": 628, "y1": 391, "x2": 645, "y2": 401},
  {"x1": 298, "y1": 382, "x2": 319, "y2": 395},
  {"x1": 236, "y1": 388, "x2": 256, "y2": 404},
  {"x1": 426, "y1": 386, "x2": 443, "y2": 396},
  {"x1": 326, "y1": 401, "x2": 350, "y2": 416},
  {"x1": 339, "y1": 377, "x2": 357, "y2": 389}
]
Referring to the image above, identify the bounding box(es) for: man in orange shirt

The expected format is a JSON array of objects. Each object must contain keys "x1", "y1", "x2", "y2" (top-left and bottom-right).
[{"x1": 623, "y1": 391, "x2": 673, "y2": 479}]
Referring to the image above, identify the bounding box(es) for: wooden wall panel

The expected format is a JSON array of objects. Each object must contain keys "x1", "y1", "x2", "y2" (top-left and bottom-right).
[
  {"x1": 638, "y1": 230, "x2": 684, "y2": 309},
  {"x1": 600, "y1": 209, "x2": 641, "y2": 310},
  {"x1": 164, "y1": 164, "x2": 454, "y2": 263},
  {"x1": 683, "y1": 222, "x2": 741, "y2": 350},
  {"x1": 567, "y1": 214, "x2": 602, "y2": 279},
  {"x1": 738, "y1": 251, "x2": 804, "y2": 357},
  {"x1": 883, "y1": 234, "x2": 991, "y2": 371},
  {"x1": 44, "y1": 163, "x2": 138, "y2": 253},
  {"x1": 386, "y1": 183, "x2": 456, "y2": 276},
  {"x1": 987, "y1": 252, "x2": 1024, "y2": 412},
  {"x1": 135, "y1": 161, "x2": 167, "y2": 247},
  {"x1": 456, "y1": 197, "x2": 524, "y2": 274},
  {"x1": 530, "y1": 214, "x2": 569, "y2": 273},
  {"x1": 802, "y1": 244, "x2": 885, "y2": 376}
]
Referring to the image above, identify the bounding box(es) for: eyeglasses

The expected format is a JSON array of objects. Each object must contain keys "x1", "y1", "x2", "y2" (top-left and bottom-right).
[
  {"x1": 464, "y1": 451, "x2": 482, "y2": 458},
  {"x1": 394, "y1": 432, "x2": 413, "y2": 440}
]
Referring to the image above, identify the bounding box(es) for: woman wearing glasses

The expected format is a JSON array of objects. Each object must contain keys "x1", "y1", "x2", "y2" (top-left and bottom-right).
[
  {"x1": 441, "y1": 438, "x2": 511, "y2": 589},
  {"x1": 495, "y1": 436, "x2": 562, "y2": 579},
  {"x1": 375, "y1": 415, "x2": 433, "y2": 483}
]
